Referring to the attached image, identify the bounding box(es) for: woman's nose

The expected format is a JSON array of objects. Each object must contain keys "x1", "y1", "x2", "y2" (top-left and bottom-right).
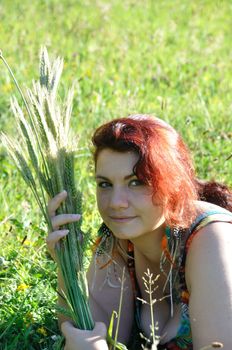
[{"x1": 109, "y1": 188, "x2": 129, "y2": 209}]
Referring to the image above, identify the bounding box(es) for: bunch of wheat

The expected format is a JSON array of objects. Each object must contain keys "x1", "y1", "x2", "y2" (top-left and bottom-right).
[{"x1": 0, "y1": 47, "x2": 94, "y2": 330}]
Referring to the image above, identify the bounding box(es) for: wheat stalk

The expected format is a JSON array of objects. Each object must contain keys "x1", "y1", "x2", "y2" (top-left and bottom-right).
[{"x1": 0, "y1": 47, "x2": 94, "y2": 330}]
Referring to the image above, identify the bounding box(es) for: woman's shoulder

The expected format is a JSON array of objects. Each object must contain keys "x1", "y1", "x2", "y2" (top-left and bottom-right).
[
  {"x1": 184, "y1": 219, "x2": 232, "y2": 347},
  {"x1": 194, "y1": 200, "x2": 232, "y2": 215},
  {"x1": 185, "y1": 219, "x2": 232, "y2": 290},
  {"x1": 184, "y1": 202, "x2": 232, "y2": 292},
  {"x1": 183, "y1": 200, "x2": 232, "y2": 266}
]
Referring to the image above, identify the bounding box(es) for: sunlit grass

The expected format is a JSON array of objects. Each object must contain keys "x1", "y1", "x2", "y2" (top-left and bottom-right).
[{"x1": 0, "y1": 0, "x2": 231, "y2": 348}]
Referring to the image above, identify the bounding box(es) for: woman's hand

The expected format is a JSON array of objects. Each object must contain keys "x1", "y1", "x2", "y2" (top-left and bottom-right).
[
  {"x1": 46, "y1": 190, "x2": 81, "y2": 261},
  {"x1": 61, "y1": 321, "x2": 108, "y2": 350}
]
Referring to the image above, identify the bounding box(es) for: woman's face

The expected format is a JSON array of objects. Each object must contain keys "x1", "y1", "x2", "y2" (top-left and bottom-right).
[{"x1": 95, "y1": 148, "x2": 165, "y2": 240}]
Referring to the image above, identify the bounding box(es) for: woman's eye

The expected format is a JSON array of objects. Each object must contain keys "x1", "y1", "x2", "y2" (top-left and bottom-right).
[
  {"x1": 98, "y1": 181, "x2": 111, "y2": 188},
  {"x1": 129, "y1": 179, "x2": 144, "y2": 187}
]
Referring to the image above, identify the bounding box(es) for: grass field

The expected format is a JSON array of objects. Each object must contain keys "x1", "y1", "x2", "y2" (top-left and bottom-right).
[{"x1": 0, "y1": 0, "x2": 232, "y2": 349}]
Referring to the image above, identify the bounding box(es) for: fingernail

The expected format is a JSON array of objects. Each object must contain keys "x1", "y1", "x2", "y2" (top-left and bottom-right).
[
  {"x1": 63, "y1": 230, "x2": 69, "y2": 235},
  {"x1": 74, "y1": 214, "x2": 81, "y2": 219}
]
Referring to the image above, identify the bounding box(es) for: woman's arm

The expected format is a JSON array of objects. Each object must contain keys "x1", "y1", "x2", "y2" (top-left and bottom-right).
[
  {"x1": 185, "y1": 222, "x2": 232, "y2": 350},
  {"x1": 87, "y1": 246, "x2": 134, "y2": 344}
]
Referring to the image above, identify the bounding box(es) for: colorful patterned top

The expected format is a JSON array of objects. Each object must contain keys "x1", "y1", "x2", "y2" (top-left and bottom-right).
[
  {"x1": 127, "y1": 208, "x2": 232, "y2": 350},
  {"x1": 95, "y1": 205, "x2": 232, "y2": 349}
]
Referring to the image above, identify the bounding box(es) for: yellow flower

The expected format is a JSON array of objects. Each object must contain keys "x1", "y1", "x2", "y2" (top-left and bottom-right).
[
  {"x1": 24, "y1": 312, "x2": 35, "y2": 326},
  {"x1": 2, "y1": 83, "x2": 13, "y2": 93},
  {"x1": 25, "y1": 312, "x2": 34, "y2": 321},
  {"x1": 23, "y1": 239, "x2": 33, "y2": 246},
  {"x1": 85, "y1": 68, "x2": 92, "y2": 78},
  {"x1": 37, "y1": 327, "x2": 48, "y2": 336},
  {"x1": 16, "y1": 283, "x2": 30, "y2": 291}
]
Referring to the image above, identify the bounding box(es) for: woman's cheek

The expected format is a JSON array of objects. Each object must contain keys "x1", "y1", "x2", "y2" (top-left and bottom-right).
[{"x1": 96, "y1": 192, "x2": 108, "y2": 212}]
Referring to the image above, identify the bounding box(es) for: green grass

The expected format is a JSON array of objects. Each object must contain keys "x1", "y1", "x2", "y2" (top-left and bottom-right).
[{"x1": 0, "y1": 0, "x2": 231, "y2": 348}]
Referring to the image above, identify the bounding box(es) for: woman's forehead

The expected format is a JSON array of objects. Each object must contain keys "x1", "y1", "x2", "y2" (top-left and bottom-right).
[{"x1": 96, "y1": 149, "x2": 139, "y2": 174}]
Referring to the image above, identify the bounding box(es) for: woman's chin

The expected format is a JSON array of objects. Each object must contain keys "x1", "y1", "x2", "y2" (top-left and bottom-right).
[{"x1": 110, "y1": 228, "x2": 142, "y2": 240}]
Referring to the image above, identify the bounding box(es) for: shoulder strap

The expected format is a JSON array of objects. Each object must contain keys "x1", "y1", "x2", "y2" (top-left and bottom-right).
[{"x1": 185, "y1": 210, "x2": 232, "y2": 253}]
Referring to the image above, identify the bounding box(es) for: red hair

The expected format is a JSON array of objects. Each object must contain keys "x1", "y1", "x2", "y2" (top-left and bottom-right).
[{"x1": 92, "y1": 114, "x2": 199, "y2": 228}]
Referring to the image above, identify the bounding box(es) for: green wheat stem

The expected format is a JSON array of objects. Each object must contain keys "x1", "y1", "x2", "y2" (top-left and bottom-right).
[{"x1": 0, "y1": 51, "x2": 52, "y2": 215}]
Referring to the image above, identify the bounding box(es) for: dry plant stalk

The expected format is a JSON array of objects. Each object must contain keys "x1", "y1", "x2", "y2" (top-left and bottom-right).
[
  {"x1": 0, "y1": 47, "x2": 94, "y2": 330},
  {"x1": 199, "y1": 342, "x2": 223, "y2": 349},
  {"x1": 138, "y1": 269, "x2": 166, "y2": 350}
]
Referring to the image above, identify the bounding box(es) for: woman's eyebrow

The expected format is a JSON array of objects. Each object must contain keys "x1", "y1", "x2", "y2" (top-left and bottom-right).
[
  {"x1": 95, "y1": 175, "x2": 109, "y2": 181},
  {"x1": 95, "y1": 173, "x2": 135, "y2": 180}
]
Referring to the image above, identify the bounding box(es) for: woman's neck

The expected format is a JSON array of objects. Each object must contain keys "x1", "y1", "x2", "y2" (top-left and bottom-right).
[{"x1": 130, "y1": 222, "x2": 166, "y2": 265}]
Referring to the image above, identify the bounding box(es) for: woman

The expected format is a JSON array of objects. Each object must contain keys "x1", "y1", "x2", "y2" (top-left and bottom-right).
[{"x1": 47, "y1": 115, "x2": 232, "y2": 350}]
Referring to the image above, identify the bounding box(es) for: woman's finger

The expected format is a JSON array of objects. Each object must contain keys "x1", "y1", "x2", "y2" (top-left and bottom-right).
[
  {"x1": 61, "y1": 321, "x2": 75, "y2": 337},
  {"x1": 46, "y1": 230, "x2": 69, "y2": 252},
  {"x1": 51, "y1": 213, "x2": 81, "y2": 230},
  {"x1": 47, "y1": 190, "x2": 67, "y2": 217}
]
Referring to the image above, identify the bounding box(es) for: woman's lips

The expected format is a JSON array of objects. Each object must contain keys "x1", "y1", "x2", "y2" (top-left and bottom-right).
[{"x1": 109, "y1": 216, "x2": 137, "y2": 223}]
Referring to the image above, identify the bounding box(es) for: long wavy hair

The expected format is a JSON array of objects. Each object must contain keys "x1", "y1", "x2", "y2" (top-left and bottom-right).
[{"x1": 92, "y1": 114, "x2": 232, "y2": 228}]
